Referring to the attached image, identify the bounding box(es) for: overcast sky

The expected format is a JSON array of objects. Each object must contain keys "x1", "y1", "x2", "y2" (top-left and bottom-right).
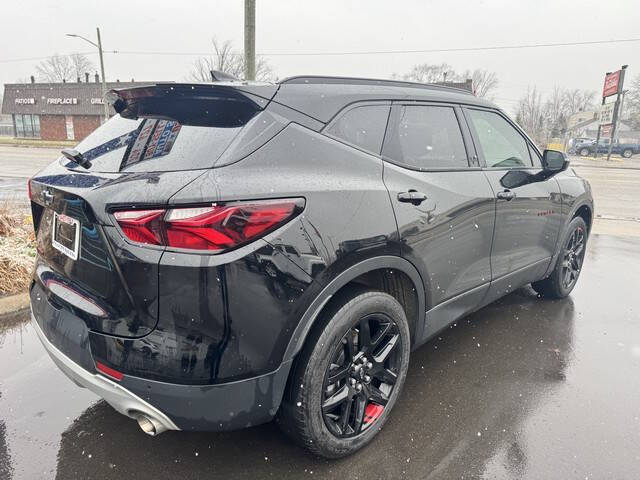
[{"x1": 1, "y1": 0, "x2": 639, "y2": 114}]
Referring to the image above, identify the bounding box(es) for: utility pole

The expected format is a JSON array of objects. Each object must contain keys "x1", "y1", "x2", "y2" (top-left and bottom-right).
[
  {"x1": 96, "y1": 27, "x2": 109, "y2": 122},
  {"x1": 66, "y1": 28, "x2": 110, "y2": 122},
  {"x1": 244, "y1": 0, "x2": 256, "y2": 81},
  {"x1": 594, "y1": 75, "x2": 608, "y2": 159},
  {"x1": 606, "y1": 65, "x2": 628, "y2": 162}
]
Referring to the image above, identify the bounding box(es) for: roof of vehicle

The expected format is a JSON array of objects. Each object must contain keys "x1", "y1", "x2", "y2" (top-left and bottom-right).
[
  {"x1": 274, "y1": 75, "x2": 496, "y2": 123},
  {"x1": 106, "y1": 75, "x2": 498, "y2": 125}
]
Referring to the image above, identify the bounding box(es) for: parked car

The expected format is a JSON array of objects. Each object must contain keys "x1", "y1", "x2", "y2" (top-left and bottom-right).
[
  {"x1": 568, "y1": 137, "x2": 594, "y2": 154},
  {"x1": 29, "y1": 75, "x2": 593, "y2": 458},
  {"x1": 577, "y1": 138, "x2": 640, "y2": 158}
]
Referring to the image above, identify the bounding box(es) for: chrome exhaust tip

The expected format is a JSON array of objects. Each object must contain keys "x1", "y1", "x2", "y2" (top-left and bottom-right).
[{"x1": 135, "y1": 413, "x2": 167, "y2": 436}]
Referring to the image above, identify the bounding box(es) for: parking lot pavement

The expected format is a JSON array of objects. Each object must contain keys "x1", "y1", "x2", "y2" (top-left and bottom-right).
[
  {"x1": 1, "y1": 234, "x2": 639, "y2": 479},
  {"x1": 0, "y1": 145, "x2": 58, "y2": 204},
  {"x1": 571, "y1": 164, "x2": 640, "y2": 237}
]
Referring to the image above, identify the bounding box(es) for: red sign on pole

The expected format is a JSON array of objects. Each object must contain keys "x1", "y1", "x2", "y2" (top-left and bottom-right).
[
  {"x1": 601, "y1": 124, "x2": 613, "y2": 137},
  {"x1": 603, "y1": 71, "x2": 621, "y2": 98}
]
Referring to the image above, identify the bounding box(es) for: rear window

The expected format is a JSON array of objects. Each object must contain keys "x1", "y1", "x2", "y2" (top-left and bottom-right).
[
  {"x1": 325, "y1": 105, "x2": 390, "y2": 155},
  {"x1": 68, "y1": 115, "x2": 243, "y2": 173}
]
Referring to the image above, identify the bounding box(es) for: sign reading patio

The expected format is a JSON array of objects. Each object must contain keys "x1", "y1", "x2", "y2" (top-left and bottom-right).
[
  {"x1": 14, "y1": 98, "x2": 35, "y2": 104},
  {"x1": 602, "y1": 70, "x2": 621, "y2": 98},
  {"x1": 46, "y1": 98, "x2": 78, "y2": 105}
]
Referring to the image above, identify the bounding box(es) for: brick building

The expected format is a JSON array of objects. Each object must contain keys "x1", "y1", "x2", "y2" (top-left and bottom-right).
[{"x1": 1, "y1": 75, "x2": 154, "y2": 141}]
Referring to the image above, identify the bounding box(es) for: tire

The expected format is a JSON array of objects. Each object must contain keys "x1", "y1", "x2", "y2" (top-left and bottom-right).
[
  {"x1": 277, "y1": 288, "x2": 411, "y2": 458},
  {"x1": 532, "y1": 216, "x2": 588, "y2": 299},
  {"x1": 622, "y1": 149, "x2": 633, "y2": 158},
  {"x1": 579, "y1": 147, "x2": 590, "y2": 157}
]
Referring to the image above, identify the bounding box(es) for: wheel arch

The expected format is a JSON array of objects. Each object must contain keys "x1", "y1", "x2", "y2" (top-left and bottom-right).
[
  {"x1": 282, "y1": 256, "x2": 426, "y2": 363},
  {"x1": 572, "y1": 203, "x2": 593, "y2": 233}
]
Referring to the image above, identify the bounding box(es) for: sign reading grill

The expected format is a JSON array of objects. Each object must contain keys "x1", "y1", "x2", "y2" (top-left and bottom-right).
[{"x1": 52, "y1": 212, "x2": 80, "y2": 260}]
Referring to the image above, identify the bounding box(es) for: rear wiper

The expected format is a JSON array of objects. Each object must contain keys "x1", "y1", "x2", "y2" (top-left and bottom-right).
[{"x1": 61, "y1": 148, "x2": 92, "y2": 169}]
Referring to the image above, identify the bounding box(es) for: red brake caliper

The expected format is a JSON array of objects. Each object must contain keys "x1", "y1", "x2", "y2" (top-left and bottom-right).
[{"x1": 363, "y1": 403, "x2": 384, "y2": 426}]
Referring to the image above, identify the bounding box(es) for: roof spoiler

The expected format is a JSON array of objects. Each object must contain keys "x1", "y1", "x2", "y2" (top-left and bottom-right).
[
  {"x1": 105, "y1": 83, "x2": 278, "y2": 127},
  {"x1": 210, "y1": 70, "x2": 239, "y2": 82}
]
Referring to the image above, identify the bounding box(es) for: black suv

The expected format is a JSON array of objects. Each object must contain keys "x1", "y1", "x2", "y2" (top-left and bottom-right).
[{"x1": 29, "y1": 76, "x2": 593, "y2": 458}]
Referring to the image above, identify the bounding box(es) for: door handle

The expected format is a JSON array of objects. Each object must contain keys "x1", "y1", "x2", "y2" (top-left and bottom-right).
[
  {"x1": 496, "y1": 189, "x2": 516, "y2": 201},
  {"x1": 397, "y1": 190, "x2": 428, "y2": 205}
]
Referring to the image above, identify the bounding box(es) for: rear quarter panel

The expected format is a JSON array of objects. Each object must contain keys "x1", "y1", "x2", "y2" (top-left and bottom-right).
[{"x1": 159, "y1": 124, "x2": 400, "y2": 380}]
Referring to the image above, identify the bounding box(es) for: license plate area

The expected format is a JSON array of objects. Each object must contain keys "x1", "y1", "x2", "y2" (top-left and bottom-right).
[{"x1": 52, "y1": 212, "x2": 80, "y2": 260}]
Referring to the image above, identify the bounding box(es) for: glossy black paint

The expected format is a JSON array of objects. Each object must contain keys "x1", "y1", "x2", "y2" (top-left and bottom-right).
[
  {"x1": 30, "y1": 166, "x2": 205, "y2": 338},
  {"x1": 29, "y1": 77, "x2": 593, "y2": 432}
]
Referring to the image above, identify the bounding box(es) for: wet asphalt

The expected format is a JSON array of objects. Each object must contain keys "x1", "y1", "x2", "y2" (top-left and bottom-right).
[{"x1": 1, "y1": 234, "x2": 639, "y2": 480}]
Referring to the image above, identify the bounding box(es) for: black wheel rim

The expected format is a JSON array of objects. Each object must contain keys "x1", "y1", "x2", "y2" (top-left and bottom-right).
[
  {"x1": 561, "y1": 226, "x2": 585, "y2": 290},
  {"x1": 321, "y1": 313, "x2": 402, "y2": 438}
]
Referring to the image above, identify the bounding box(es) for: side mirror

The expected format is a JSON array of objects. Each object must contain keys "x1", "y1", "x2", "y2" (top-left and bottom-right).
[{"x1": 542, "y1": 149, "x2": 569, "y2": 173}]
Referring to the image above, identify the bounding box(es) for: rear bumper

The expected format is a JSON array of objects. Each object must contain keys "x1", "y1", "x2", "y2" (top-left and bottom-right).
[
  {"x1": 32, "y1": 307, "x2": 293, "y2": 432},
  {"x1": 32, "y1": 312, "x2": 180, "y2": 433}
]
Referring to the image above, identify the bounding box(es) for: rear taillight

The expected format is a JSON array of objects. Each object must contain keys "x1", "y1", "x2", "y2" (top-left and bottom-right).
[
  {"x1": 113, "y1": 199, "x2": 304, "y2": 252},
  {"x1": 114, "y1": 209, "x2": 165, "y2": 245}
]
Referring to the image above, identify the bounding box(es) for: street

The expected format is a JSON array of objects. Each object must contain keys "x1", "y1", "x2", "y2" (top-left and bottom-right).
[
  {"x1": 0, "y1": 146, "x2": 59, "y2": 203},
  {"x1": 1, "y1": 234, "x2": 639, "y2": 479}
]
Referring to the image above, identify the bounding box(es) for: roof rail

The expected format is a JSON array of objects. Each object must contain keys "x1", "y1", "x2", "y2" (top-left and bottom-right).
[{"x1": 278, "y1": 75, "x2": 474, "y2": 95}]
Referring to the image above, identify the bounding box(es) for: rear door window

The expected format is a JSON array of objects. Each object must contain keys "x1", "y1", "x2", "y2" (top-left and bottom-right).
[
  {"x1": 382, "y1": 105, "x2": 469, "y2": 169},
  {"x1": 325, "y1": 104, "x2": 390, "y2": 155}
]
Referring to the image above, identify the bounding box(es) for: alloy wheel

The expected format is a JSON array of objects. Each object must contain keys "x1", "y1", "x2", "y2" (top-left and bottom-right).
[
  {"x1": 321, "y1": 313, "x2": 402, "y2": 438},
  {"x1": 561, "y1": 226, "x2": 585, "y2": 289}
]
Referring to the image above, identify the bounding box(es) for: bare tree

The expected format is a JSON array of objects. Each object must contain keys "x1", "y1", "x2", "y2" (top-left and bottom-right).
[
  {"x1": 35, "y1": 53, "x2": 94, "y2": 82},
  {"x1": 623, "y1": 74, "x2": 640, "y2": 129},
  {"x1": 516, "y1": 87, "x2": 545, "y2": 145},
  {"x1": 394, "y1": 63, "x2": 498, "y2": 99},
  {"x1": 516, "y1": 86, "x2": 596, "y2": 146},
  {"x1": 188, "y1": 38, "x2": 274, "y2": 82},
  {"x1": 394, "y1": 63, "x2": 457, "y2": 84},
  {"x1": 36, "y1": 54, "x2": 73, "y2": 82},
  {"x1": 466, "y1": 69, "x2": 499, "y2": 99},
  {"x1": 69, "y1": 53, "x2": 94, "y2": 80},
  {"x1": 543, "y1": 86, "x2": 567, "y2": 139},
  {"x1": 561, "y1": 88, "x2": 596, "y2": 117}
]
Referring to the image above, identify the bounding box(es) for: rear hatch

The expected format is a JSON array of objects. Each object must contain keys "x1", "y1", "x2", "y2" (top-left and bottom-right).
[{"x1": 30, "y1": 82, "x2": 279, "y2": 338}]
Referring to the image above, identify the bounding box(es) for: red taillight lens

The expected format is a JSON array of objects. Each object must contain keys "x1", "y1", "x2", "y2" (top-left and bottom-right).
[
  {"x1": 113, "y1": 199, "x2": 303, "y2": 252},
  {"x1": 114, "y1": 209, "x2": 165, "y2": 245}
]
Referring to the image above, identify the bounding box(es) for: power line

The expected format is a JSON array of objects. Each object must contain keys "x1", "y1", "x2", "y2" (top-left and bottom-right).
[
  {"x1": 106, "y1": 37, "x2": 640, "y2": 58},
  {"x1": 256, "y1": 37, "x2": 640, "y2": 56},
  {"x1": 1, "y1": 37, "x2": 639, "y2": 64}
]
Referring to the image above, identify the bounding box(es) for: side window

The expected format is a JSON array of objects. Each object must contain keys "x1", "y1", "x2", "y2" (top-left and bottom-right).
[
  {"x1": 325, "y1": 105, "x2": 390, "y2": 154},
  {"x1": 382, "y1": 105, "x2": 468, "y2": 169},
  {"x1": 467, "y1": 109, "x2": 533, "y2": 168}
]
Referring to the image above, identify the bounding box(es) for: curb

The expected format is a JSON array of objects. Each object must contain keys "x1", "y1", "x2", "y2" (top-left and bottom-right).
[{"x1": 0, "y1": 292, "x2": 30, "y2": 319}]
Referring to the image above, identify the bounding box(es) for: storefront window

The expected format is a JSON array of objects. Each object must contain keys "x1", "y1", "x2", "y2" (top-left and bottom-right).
[
  {"x1": 33, "y1": 115, "x2": 40, "y2": 137},
  {"x1": 13, "y1": 114, "x2": 40, "y2": 138},
  {"x1": 23, "y1": 115, "x2": 33, "y2": 137},
  {"x1": 14, "y1": 115, "x2": 24, "y2": 137}
]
